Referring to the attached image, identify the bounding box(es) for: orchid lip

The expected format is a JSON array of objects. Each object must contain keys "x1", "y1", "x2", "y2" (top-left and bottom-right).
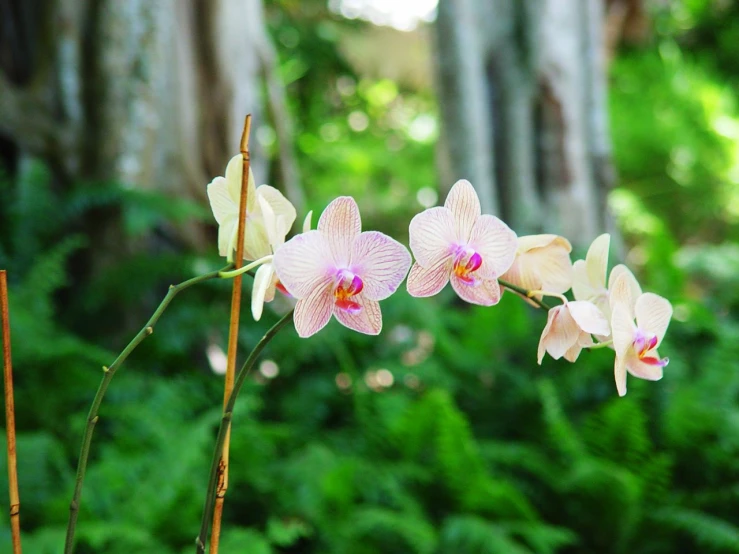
[
  {"x1": 452, "y1": 245, "x2": 483, "y2": 286},
  {"x1": 333, "y1": 268, "x2": 364, "y2": 312}
]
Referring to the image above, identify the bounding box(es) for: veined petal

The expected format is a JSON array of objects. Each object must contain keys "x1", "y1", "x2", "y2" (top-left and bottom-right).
[
  {"x1": 625, "y1": 350, "x2": 664, "y2": 381},
  {"x1": 294, "y1": 284, "x2": 334, "y2": 338},
  {"x1": 256, "y1": 185, "x2": 297, "y2": 234},
  {"x1": 224, "y1": 155, "x2": 258, "y2": 213},
  {"x1": 207, "y1": 177, "x2": 238, "y2": 225},
  {"x1": 243, "y1": 219, "x2": 272, "y2": 261},
  {"x1": 635, "y1": 293, "x2": 672, "y2": 347},
  {"x1": 586, "y1": 234, "x2": 610, "y2": 289},
  {"x1": 615, "y1": 355, "x2": 628, "y2": 397},
  {"x1": 351, "y1": 231, "x2": 411, "y2": 301},
  {"x1": 450, "y1": 275, "x2": 501, "y2": 306},
  {"x1": 609, "y1": 270, "x2": 639, "y2": 318},
  {"x1": 468, "y1": 214, "x2": 517, "y2": 279},
  {"x1": 251, "y1": 263, "x2": 274, "y2": 321},
  {"x1": 273, "y1": 230, "x2": 334, "y2": 299},
  {"x1": 538, "y1": 306, "x2": 581, "y2": 361},
  {"x1": 525, "y1": 242, "x2": 573, "y2": 294},
  {"x1": 318, "y1": 196, "x2": 362, "y2": 267},
  {"x1": 444, "y1": 179, "x2": 481, "y2": 242},
  {"x1": 406, "y1": 260, "x2": 451, "y2": 297},
  {"x1": 408, "y1": 206, "x2": 456, "y2": 267},
  {"x1": 611, "y1": 303, "x2": 636, "y2": 357},
  {"x1": 608, "y1": 264, "x2": 642, "y2": 304},
  {"x1": 567, "y1": 301, "x2": 610, "y2": 336},
  {"x1": 517, "y1": 234, "x2": 569, "y2": 253},
  {"x1": 334, "y1": 293, "x2": 382, "y2": 335},
  {"x1": 217, "y1": 218, "x2": 237, "y2": 258}
]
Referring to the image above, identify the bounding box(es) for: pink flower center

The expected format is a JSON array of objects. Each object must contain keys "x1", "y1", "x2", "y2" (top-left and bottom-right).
[
  {"x1": 633, "y1": 328, "x2": 669, "y2": 367},
  {"x1": 452, "y1": 245, "x2": 483, "y2": 286},
  {"x1": 333, "y1": 269, "x2": 364, "y2": 313}
]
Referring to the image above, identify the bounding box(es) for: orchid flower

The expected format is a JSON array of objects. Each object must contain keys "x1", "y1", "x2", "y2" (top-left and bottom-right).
[
  {"x1": 272, "y1": 197, "x2": 411, "y2": 338},
  {"x1": 537, "y1": 301, "x2": 610, "y2": 364},
  {"x1": 406, "y1": 180, "x2": 517, "y2": 306},
  {"x1": 501, "y1": 234, "x2": 573, "y2": 302},
  {"x1": 610, "y1": 272, "x2": 671, "y2": 396},
  {"x1": 207, "y1": 154, "x2": 296, "y2": 262}
]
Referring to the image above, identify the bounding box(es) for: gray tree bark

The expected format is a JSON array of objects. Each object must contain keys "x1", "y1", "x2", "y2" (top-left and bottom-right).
[
  {"x1": 0, "y1": 0, "x2": 303, "y2": 246},
  {"x1": 434, "y1": 0, "x2": 617, "y2": 246}
]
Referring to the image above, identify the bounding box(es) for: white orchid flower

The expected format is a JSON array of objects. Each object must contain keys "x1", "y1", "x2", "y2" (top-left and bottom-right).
[{"x1": 207, "y1": 154, "x2": 296, "y2": 262}]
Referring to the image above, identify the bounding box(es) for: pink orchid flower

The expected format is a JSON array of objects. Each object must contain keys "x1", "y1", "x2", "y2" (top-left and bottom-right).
[
  {"x1": 610, "y1": 272, "x2": 672, "y2": 396},
  {"x1": 273, "y1": 197, "x2": 411, "y2": 338},
  {"x1": 406, "y1": 180, "x2": 517, "y2": 306},
  {"x1": 537, "y1": 301, "x2": 610, "y2": 364}
]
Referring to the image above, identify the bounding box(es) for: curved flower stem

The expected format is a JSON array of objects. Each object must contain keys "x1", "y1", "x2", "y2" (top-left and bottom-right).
[
  {"x1": 195, "y1": 310, "x2": 294, "y2": 554},
  {"x1": 219, "y1": 255, "x2": 272, "y2": 279},
  {"x1": 589, "y1": 339, "x2": 614, "y2": 349},
  {"x1": 498, "y1": 279, "x2": 553, "y2": 311},
  {"x1": 63, "y1": 264, "x2": 232, "y2": 554}
]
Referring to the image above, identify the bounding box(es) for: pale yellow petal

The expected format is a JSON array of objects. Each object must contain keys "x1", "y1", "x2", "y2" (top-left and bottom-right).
[
  {"x1": 586, "y1": 234, "x2": 610, "y2": 289},
  {"x1": 571, "y1": 259, "x2": 599, "y2": 302},
  {"x1": 517, "y1": 234, "x2": 571, "y2": 254},
  {"x1": 567, "y1": 300, "x2": 610, "y2": 336},
  {"x1": 615, "y1": 355, "x2": 627, "y2": 397},
  {"x1": 256, "y1": 185, "x2": 297, "y2": 234},
  {"x1": 635, "y1": 293, "x2": 672, "y2": 346},
  {"x1": 611, "y1": 303, "x2": 636, "y2": 357},
  {"x1": 251, "y1": 263, "x2": 274, "y2": 321},
  {"x1": 303, "y1": 210, "x2": 313, "y2": 233}
]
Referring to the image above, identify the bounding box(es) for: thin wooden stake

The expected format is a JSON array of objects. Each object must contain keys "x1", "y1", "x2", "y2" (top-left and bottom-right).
[
  {"x1": 209, "y1": 114, "x2": 252, "y2": 553},
  {"x1": 1, "y1": 271, "x2": 22, "y2": 554}
]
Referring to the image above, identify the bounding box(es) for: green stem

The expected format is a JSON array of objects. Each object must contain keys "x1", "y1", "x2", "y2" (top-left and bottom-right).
[
  {"x1": 64, "y1": 264, "x2": 232, "y2": 554},
  {"x1": 195, "y1": 310, "x2": 294, "y2": 554},
  {"x1": 498, "y1": 279, "x2": 553, "y2": 311},
  {"x1": 219, "y1": 255, "x2": 273, "y2": 279}
]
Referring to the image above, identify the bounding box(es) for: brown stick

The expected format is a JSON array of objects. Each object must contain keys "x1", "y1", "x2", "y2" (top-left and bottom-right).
[
  {"x1": 1, "y1": 271, "x2": 22, "y2": 554},
  {"x1": 209, "y1": 115, "x2": 252, "y2": 553}
]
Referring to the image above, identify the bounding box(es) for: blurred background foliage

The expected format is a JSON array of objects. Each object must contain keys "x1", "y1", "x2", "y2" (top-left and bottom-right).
[{"x1": 1, "y1": 0, "x2": 739, "y2": 553}]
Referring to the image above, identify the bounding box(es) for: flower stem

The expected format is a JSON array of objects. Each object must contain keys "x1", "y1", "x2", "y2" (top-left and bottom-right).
[
  {"x1": 63, "y1": 264, "x2": 232, "y2": 554},
  {"x1": 498, "y1": 279, "x2": 553, "y2": 311},
  {"x1": 1, "y1": 271, "x2": 22, "y2": 554},
  {"x1": 195, "y1": 310, "x2": 294, "y2": 554},
  {"x1": 218, "y1": 255, "x2": 272, "y2": 279},
  {"x1": 210, "y1": 114, "x2": 252, "y2": 554}
]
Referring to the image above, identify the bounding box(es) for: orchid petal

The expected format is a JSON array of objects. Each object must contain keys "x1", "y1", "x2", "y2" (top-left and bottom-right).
[
  {"x1": 243, "y1": 219, "x2": 272, "y2": 261},
  {"x1": 571, "y1": 259, "x2": 598, "y2": 302},
  {"x1": 564, "y1": 340, "x2": 586, "y2": 363},
  {"x1": 544, "y1": 307, "x2": 580, "y2": 360},
  {"x1": 406, "y1": 261, "x2": 451, "y2": 297},
  {"x1": 216, "y1": 218, "x2": 237, "y2": 258},
  {"x1": 256, "y1": 185, "x2": 297, "y2": 234},
  {"x1": 444, "y1": 179, "x2": 481, "y2": 242},
  {"x1": 333, "y1": 293, "x2": 382, "y2": 335},
  {"x1": 408, "y1": 206, "x2": 456, "y2": 268},
  {"x1": 608, "y1": 264, "x2": 642, "y2": 302},
  {"x1": 207, "y1": 177, "x2": 238, "y2": 225},
  {"x1": 586, "y1": 233, "x2": 610, "y2": 289},
  {"x1": 635, "y1": 293, "x2": 672, "y2": 347},
  {"x1": 251, "y1": 263, "x2": 274, "y2": 321},
  {"x1": 615, "y1": 355, "x2": 628, "y2": 397},
  {"x1": 609, "y1": 270, "x2": 639, "y2": 318},
  {"x1": 351, "y1": 231, "x2": 411, "y2": 301},
  {"x1": 525, "y1": 242, "x2": 573, "y2": 294},
  {"x1": 516, "y1": 234, "x2": 567, "y2": 252},
  {"x1": 224, "y1": 155, "x2": 258, "y2": 213},
  {"x1": 258, "y1": 196, "x2": 280, "y2": 250},
  {"x1": 611, "y1": 303, "x2": 636, "y2": 357},
  {"x1": 273, "y1": 230, "x2": 333, "y2": 299},
  {"x1": 450, "y1": 275, "x2": 501, "y2": 306},
  {"x1": 468, "y1": 214, "x2": 517, "y2": 279},
  {"x1": 537, "y1": 308, "x2": 558, "y2": 364},
  {"x1": 318, "y1": 196, "x2": 361, "y2": 267},
  {"x1": 303, "y1": 210, "x2": 313, "y2": 233},
  {"x1": 567, "y1": 301, "x2": 610, "y2": 336},
  {"x1": 625, "y1": 350, "x2": 664, "y2": 381},
  {"x1": 293, "y1": 283, "x2": 334, "y2": 338},
  {"x1": 500, "y1": 257, "x2": 542, "y2": 295}
]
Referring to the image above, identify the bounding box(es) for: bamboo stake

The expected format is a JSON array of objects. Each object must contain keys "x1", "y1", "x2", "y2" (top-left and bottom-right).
[
  {"x1": 209, "y1": 115, "x2": 252, "y2": 554},
  {"x1": 1, "y1": 271, "x2": 22, "y2": 554}
]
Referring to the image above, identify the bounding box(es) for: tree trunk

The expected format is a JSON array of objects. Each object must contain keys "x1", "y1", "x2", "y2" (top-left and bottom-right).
[
  {"x1": 434, "y1": 0, "x2": 617, "y2": 246},
  {"x1": 0, "y1": 0, "x2": 303, "y2": 249}
]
